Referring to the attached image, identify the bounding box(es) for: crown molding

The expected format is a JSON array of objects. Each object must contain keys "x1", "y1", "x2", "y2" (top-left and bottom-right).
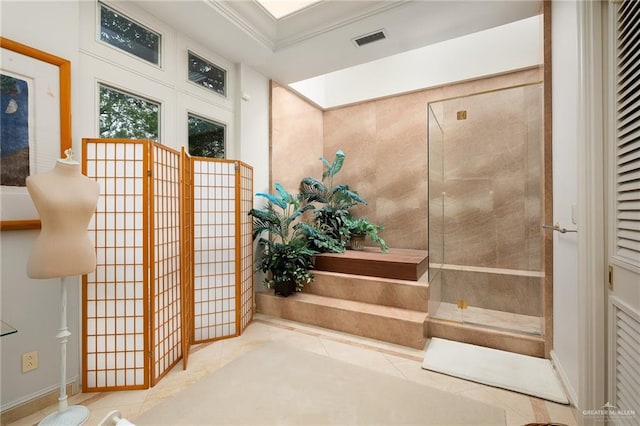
[
  {"x1": 205, "y1": 0, "x2": 275, "y2": 51},
  {"x1": 208, "y1": 0, "x2": 409, "y2": 53}
]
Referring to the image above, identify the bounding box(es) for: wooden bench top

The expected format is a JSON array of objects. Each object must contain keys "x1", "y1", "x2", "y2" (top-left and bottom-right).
[{"x1": 313, "y1": 247, "x2": 429, "y2": 281}]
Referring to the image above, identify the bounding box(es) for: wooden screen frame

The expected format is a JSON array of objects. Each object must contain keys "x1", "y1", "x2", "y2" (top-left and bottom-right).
[
  {"x1": 149, "y1": 142, "x2": 183, "y2": 386},
  {"x1": 238, "y1": 161, "x2": 254, "y2": 332},
  {"x1": 82, "y1": 140, "x2": 254, "y2": 390},
  {"x1": 181, "y1": 148, "x2": 194, "y2": 370},
  {"x1": 191, "y1": 157, "x2": 241, "y2": 344},
  {"x1": 82, "y1": 138, "x2": 151, "y2": 391}
]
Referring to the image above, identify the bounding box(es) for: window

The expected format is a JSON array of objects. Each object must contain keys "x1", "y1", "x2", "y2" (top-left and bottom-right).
[
  {"x1": 99, "y1": 84, "x2": 160, "y2": 141},
  {"x1": 188, "y1": 51, "x2": 226, "y2": 96},
  {"x1": 188, "y1": 113, "x2": 225, "y2": 158},
  {"x1": 99, "y1": 2, "x2": 160, "y2": 65}
]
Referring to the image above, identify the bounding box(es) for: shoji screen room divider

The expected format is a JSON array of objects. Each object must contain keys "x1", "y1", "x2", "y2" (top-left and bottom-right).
[{"x1": 82, "y1": 139, "x2": 253, "y2": 391}]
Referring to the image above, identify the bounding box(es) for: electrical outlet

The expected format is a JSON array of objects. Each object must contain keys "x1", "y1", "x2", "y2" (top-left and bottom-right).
[{"x1": 22, "y1": 351, "x2": 38, "y2": 373}]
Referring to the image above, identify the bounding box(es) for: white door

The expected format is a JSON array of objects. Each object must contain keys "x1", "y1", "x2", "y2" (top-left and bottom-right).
[{"x1": 606, "y1": 1, "x2": 640, "y2": 424}]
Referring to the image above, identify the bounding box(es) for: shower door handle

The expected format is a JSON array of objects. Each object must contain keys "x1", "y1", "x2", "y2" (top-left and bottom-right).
[{"x1": 542, "y1": 223, "x2": 577, "y2": 234}]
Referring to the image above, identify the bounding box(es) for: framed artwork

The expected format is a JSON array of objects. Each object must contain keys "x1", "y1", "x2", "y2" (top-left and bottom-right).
[{"x1": 0, "y1": 37, "x2": 71, "y2": 230}]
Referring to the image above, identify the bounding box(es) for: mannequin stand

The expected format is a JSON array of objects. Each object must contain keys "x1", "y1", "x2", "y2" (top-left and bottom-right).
[{"x1": 39, "y1": 277, "x2": 89, "y2": 426}]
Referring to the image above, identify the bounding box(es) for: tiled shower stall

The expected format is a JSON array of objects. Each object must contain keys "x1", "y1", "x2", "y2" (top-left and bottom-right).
[{"x1": 428, "y1": 83, "x2": 545, "y2": 336}]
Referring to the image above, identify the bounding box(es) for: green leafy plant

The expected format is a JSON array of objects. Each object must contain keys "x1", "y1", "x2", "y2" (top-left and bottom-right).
[
  {"x1": 297, "y1": 222, "x2": 346, "y2": 254},
  {"x1": 249, "y1": 183, "x2": 317, "y2": 294},
  {"x1": 255, "y1": 238, "x2": 316, "y2": 294},
  {"x1": 345, "y1": 216, "x2": 389, "y2": 253},
  {"x1": 299, "y1": 150, "x2": 366, "y2": 253}
]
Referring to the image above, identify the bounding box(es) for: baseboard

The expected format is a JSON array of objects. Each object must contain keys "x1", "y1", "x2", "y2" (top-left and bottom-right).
[
  {"x1": 0, "y1": 380, "x2": 79, "y2": 425},
  {"x1": 550, "y1": 350, "x2": 578, "y2": 407}
]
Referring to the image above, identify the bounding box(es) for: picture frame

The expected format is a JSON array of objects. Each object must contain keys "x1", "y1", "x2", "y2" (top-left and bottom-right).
[{"x1": 0, "y1": 37, "x2": 71, "y2": 231}]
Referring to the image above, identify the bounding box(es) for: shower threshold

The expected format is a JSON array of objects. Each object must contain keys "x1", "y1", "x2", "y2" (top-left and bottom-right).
[{"x1": 432, "y1": 302, "x2": 542, "y2": 335}]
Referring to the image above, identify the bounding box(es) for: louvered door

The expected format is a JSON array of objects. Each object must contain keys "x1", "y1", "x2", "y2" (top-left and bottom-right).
[{"x1": 607, "y1": 0, "x2": 640, "y2": 422}]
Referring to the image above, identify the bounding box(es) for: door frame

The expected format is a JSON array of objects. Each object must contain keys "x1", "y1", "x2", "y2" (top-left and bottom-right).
[{"x1": 575, "y1": 0, "x2": 607, "y2": 417}]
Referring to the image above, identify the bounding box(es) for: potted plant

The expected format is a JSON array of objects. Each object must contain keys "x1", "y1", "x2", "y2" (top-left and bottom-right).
[
  {"x1": 299, "y1": 150, "x2": 366, "y2": 253},
  {"x1": 249, "y1": 183, "x2": 317, "y2": 296},
  {"x1": 345, "y1": 216, "x2": 389, "y2": 253}
]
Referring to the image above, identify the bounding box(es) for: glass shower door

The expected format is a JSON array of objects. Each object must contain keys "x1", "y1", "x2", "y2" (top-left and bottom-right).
[
  {"x1": 427, "y1": 103, "x2": 444, "y2": 317},
  {"x1": 427, "y1": 83, "x2": 545, "y2": 336}
]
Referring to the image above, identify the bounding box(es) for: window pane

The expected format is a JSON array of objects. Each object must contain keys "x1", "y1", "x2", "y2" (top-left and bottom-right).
[
  {"x1": 188, "y1": 114, "x2": 225, "y2": 158},
  {"x1": 100, "y1": 3, "x2": 160, "y2": 65},
  {"x1": 99, "y1": 85, "x2": 160, "y2": 141},
  {"x1": 188, "y1": 52, "x2": 226, "y2": 96}
]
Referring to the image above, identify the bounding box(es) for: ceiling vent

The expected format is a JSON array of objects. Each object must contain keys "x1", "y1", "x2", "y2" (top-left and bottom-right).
[{"x1": 353, "y1": 29, "x2": 387, "y2": 47}]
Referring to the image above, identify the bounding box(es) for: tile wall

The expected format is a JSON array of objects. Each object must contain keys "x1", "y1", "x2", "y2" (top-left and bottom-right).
[
  {"x1": 270, "y1": 82, "x2": 324, "y2": 195},
  {"x1": 270, "y1": 68, "x2": 545, "y2": 320}
]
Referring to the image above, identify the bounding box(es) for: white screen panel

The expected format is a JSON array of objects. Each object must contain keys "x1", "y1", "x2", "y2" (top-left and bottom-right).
[
  {"x1": 239, "y1": 162, "x2": 254, "y2": 332},
  {"x1": 193, "y1": 159, "x2": 237, "y2": 342},
  {"x1": 83, "y1": 139, "x2": 148, "y2": 391},
  {"x1": 151, "y1": 143, "x2": 182, "y2": 384}
]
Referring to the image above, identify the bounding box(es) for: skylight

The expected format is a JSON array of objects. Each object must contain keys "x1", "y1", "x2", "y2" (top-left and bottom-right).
[{"x1": 256, "y1": 0, "x2": 321, "y2": 19}]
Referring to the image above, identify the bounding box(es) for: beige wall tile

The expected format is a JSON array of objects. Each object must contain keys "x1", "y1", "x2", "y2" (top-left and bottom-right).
[{"x1": 270, "y1": 82, "x2": 324, "y2": 195}]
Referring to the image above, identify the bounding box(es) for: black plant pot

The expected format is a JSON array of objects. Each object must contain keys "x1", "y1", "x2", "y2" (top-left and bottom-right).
[{"x1": 274, "y1": 280, "x2": 296, "y2": 297}]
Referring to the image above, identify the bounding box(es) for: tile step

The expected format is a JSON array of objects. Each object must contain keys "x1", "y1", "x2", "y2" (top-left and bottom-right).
[
  {"x1": 256, "y1": 291, "x2": 428, "y2": 349},
  {"x1": 305, "y1": 270, "x2": 429, "y2": 312},
  {"x1": 425, "y1": 317, "x2": 545, "y2": 357}
]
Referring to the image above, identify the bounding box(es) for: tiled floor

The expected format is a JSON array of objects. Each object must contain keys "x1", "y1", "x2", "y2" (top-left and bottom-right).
[{"x1": 7, "y1": 314, "x2": 577, "y2": 426}]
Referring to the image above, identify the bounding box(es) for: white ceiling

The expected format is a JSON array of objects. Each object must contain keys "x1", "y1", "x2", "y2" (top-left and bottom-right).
[{"x1": 130, "y1": 0, "x2": 543, "y2": 85}]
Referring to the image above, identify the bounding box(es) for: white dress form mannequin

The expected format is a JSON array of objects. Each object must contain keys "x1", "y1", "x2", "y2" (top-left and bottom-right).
[
  {"x1": 26, "y1": 153, "x2": 99, "y2": 426},
  {"x1": 26, "y1": 158, "x2": 99, "y2": 278}
]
